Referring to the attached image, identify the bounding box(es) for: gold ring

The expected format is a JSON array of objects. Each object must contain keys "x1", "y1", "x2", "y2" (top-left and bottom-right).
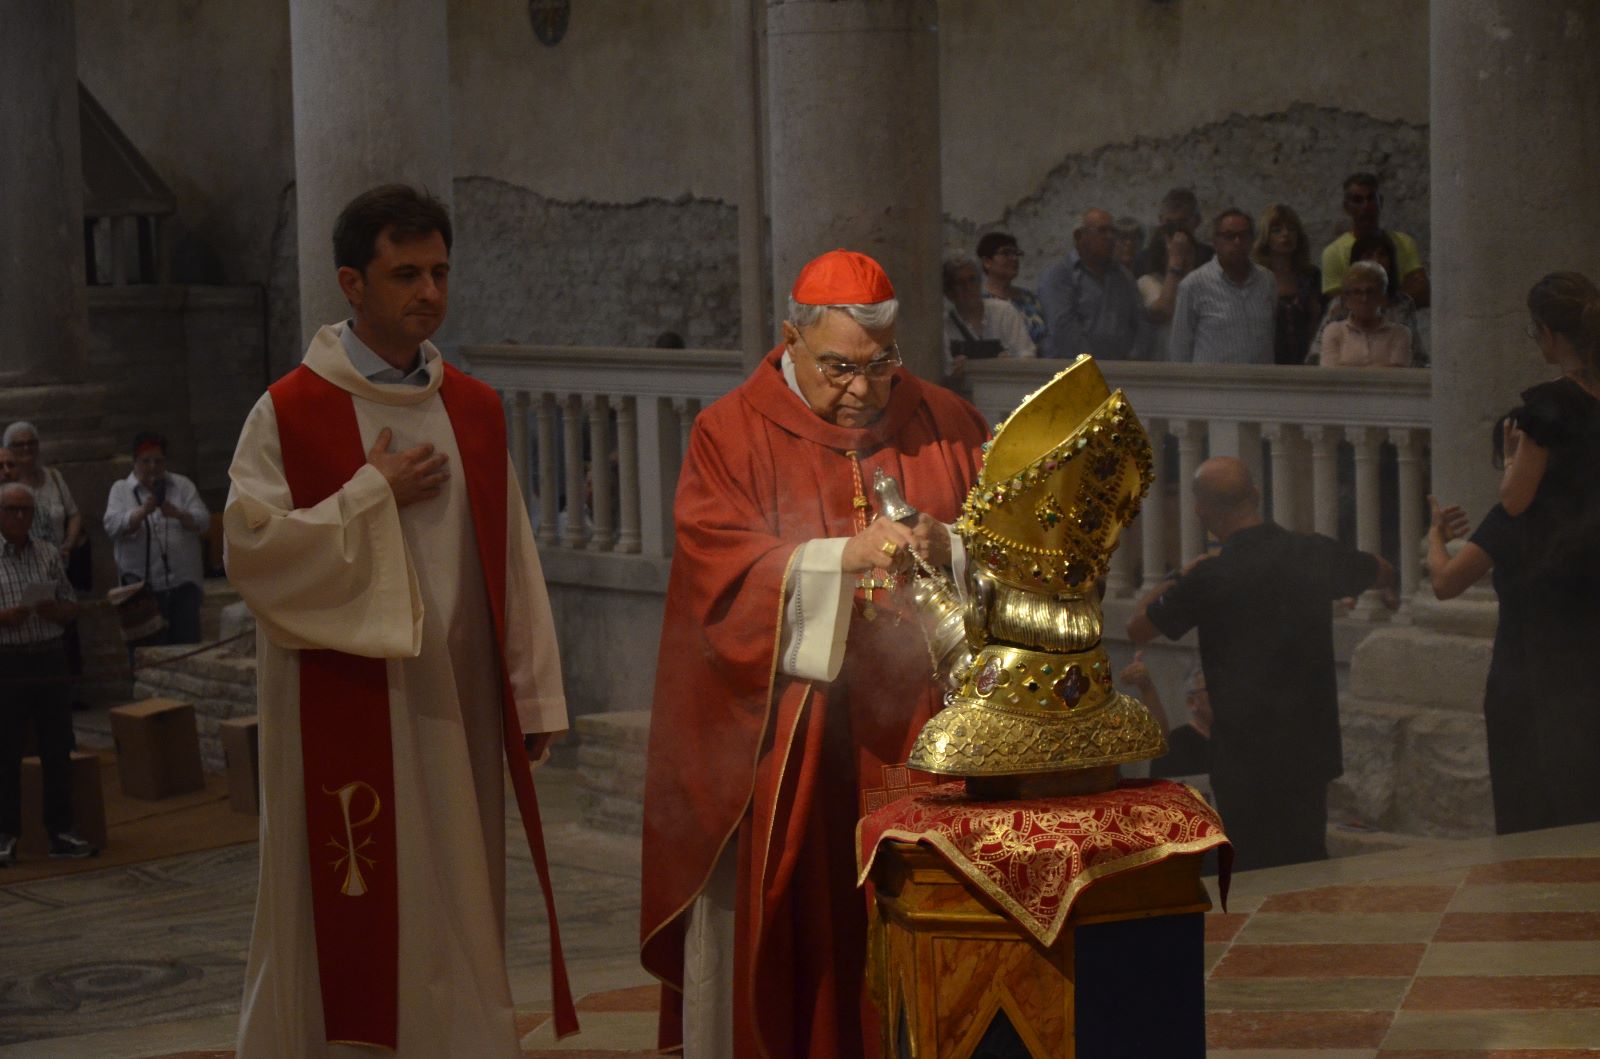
[{"x1": 880, "y1": 541, "x2": 898, "y2": 556}]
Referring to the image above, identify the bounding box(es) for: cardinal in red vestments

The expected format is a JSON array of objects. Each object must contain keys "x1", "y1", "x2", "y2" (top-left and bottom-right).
[{"x1": 640, "y1": 250, "x2": 988, "y2": 1057}]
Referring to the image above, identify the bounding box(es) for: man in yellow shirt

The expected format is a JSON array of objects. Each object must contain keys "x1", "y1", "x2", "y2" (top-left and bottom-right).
[{"x1": 1320, "y1": 172, "x2": 1430, "y2": 308}]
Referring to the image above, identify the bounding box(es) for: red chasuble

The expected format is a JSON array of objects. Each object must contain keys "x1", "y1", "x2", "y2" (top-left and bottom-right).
[
  {"x1": 640, "y1": 347, "x2": 987, "y2": 1058},
  {"x1": 269, "y1": 363, "x2": 577, "y2": 1048}
]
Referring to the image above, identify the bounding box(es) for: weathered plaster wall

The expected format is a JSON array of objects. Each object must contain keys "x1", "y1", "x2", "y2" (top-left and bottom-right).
[
  {"x1": 938, "y1": 0, "x2": 1430, "y2": 225},
  {"x1": 983, "y1": 104, "x2": 1431, "y2": 292},
  {"x1": 78, "y1": 0, "x2": 1429, "y2": 347}
]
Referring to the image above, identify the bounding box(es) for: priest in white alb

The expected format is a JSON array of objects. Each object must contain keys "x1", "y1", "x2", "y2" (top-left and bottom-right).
[{"x1": 225, "y1": 184, "x2": 576, "y2": 1057}]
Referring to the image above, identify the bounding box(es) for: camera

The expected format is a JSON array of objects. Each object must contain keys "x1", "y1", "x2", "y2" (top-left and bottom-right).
[{"x1": 150, "y1": 477, "x2": 168, "y2": 506}]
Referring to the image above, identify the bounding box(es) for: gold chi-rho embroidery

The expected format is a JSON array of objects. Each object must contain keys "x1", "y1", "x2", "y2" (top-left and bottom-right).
[{"x1": 325, "y1": 781, "x2": 381, "y2": 896}]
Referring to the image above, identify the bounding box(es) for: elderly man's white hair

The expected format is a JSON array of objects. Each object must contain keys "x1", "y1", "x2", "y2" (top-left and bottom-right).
[
  {"x1": 2, "y1": 421, "x2": 38, "y2": 447},
  {"x1": 786, "y1": 296, "x2": 899, "y2": 332},
  {"x1": 0, "y1": 481, "x2": 35, "y2": 502}
]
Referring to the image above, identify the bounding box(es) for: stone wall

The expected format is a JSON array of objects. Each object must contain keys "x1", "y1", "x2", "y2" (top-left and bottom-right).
[{"x1": 968, "y1": 104, "x2": 1431, "y2": 289}]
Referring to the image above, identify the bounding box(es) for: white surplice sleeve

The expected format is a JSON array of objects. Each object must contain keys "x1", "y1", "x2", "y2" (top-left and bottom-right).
[
  {"x1": 501, "y1": 463, "x2": 569, "y2": 734},
  {"x1": 222, "y1": 395, "x2": 423, "y2": 658},
  {"x1": 778, "y1": 538, "x2": 854, "y2": 682},
  {"x1": 778, "y1": 523, "x2": 967, "y2": 683}
]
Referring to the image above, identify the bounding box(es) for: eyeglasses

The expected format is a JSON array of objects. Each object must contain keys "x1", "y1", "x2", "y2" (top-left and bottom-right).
[
  {"x1": 992, "y1": 247, "x2": 1023, "y2": 259},
  {"x1": 1343, "y1": 287, "x2": 1382, "y2": 301},
  {"x1": 1214, "y1": 230, "x2": 1252, "y2": 243},
  {"x1": 792, "y1": 330, "x2": 901, "y2": 386},
  {"x1": 8, "y1": 440, "x2": 37, "y2": 451},
  {"x1": 1082, "y1": 225, "x2": 1115, "y2": 237},
  {"x1": 0, "y1": 505, "x2": 34, "y2": 515}
]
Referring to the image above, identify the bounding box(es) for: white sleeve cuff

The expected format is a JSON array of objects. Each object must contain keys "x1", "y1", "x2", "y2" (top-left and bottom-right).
[{"x1": 778, "y1": 538, "x2": 853, "y2": 681}]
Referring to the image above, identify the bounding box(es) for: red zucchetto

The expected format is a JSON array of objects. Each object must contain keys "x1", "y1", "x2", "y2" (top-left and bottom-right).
[{"x1": 790, "y1": 248, "x2": 896, "y2": 305}]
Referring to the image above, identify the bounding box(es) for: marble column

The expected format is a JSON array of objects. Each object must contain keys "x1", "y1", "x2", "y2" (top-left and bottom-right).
[
  {"x1": 0, "y1": 0, "x2": 88, "y2": 384},
  {"x1": 732, "y1": 0, "x2": 772, "y2": 370},
  {"x1": 288, "y1": 0, "x2": 454, "y2": 345},
  {"x1": 1336, "y1": 3, "x2": 1600, "y2": 840},
  {"x1": 1429, "y1": 2, "x2": 1600, "y2": 519},
  {"x1": 766, "y1": 0, "x2": 943, "y2": 381}
]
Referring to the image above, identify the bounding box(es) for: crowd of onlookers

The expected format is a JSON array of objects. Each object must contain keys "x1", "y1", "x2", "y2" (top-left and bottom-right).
[
  {"x1": 943, "y1": 172, "x2": 1431, "y2": 385},
  {"x1": 0, "y1": 424, "x2": 210, "y2": 867}
]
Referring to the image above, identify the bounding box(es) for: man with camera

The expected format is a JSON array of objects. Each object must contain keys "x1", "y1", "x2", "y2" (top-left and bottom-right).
[{"x1": 103, "y1": 431, "x2": 210, "y2": 644}]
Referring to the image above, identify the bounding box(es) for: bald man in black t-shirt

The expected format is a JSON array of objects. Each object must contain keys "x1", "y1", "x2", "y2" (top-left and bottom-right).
[{"x1": 1127, "y1": 458, "x2": 1398, "y2": 871}]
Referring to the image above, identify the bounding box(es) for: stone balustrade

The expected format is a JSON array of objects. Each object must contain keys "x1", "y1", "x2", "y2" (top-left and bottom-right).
[{"x1": 467, "y1": 347, "x2": 1432, "y2": 616}]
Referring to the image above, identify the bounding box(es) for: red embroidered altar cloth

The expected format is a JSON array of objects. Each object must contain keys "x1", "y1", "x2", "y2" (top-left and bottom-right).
[{"x1": 857, "y1": 779, "x2": 1231, "y2": 947}]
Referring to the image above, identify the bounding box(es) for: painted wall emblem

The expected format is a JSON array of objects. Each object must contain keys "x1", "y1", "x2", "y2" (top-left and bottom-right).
[{"x1": 529, "y1": 0, "x2": 571, "y2": 46}]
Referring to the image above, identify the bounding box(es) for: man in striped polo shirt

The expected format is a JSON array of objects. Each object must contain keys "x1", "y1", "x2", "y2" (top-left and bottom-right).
[
  {"x1": 0, "y1": 480, "x2": 94, "y2": 866},
  {"x1": 1169, "y1": 208, "x2": 1276, "y2": 364}
]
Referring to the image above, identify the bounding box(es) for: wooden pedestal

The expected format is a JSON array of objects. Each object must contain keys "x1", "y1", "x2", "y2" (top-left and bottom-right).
[
  {"x1": 869, "y1": 842, "x2": 1211, "y2": 1058},
  {"x1": 218, "y1": 715, "x2": 260, "y2": 815}
]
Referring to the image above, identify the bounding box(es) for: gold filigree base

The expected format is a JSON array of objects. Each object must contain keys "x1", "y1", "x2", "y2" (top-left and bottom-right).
[
  {"x1": 964, "y1": 766, "x2": 1119, "y2": 801},
  {"x1": 907, "y1": 693, "x2": 1167, "y2": 777}
]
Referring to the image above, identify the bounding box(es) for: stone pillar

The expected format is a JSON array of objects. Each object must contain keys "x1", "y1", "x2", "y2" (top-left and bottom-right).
[
  {"x1": 732, "y1": 0, "x2": 771, "y2": 370},
  {"x1": 1335, "y1": 3, "x2": 1600, "y2": 839},
  {"x1": 766, "y1": 0, "x2": 942, "y2": 381},
  {"x1": 0, "y1": 0, "x2": 88, "y2": 384},
  {"x1": 1429, "y1": 2, "x2": 1600, "y2": 520},
  {"x1": 288, "y1": 0, "x2": 454, "y2": 345}
]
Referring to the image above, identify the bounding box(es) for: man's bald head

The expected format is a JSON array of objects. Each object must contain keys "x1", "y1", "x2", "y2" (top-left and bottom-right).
[
  {"x1": 1193, "y1": 457, "x2": 1261, "y2": 537},
  {"x1": 1074, "y1": 208, "x2": 1116, "y2": 270}
]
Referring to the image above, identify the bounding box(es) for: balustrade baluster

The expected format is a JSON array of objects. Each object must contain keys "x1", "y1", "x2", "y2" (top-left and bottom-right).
[
  {"x1": 561, "y1": 393, "x2": 587, "y2": 549},
  {"x1": 1390, "y1": 427, "x2": 1425, "y2": 610},
  {"x1": 1262, "y1": 422, "x2": 1300, "y2": 531},
  {"x1": 1350, "y1": 426, "x2": 1386, "y2": 619},
  {"x1": 1171, "y1": 420, "x2": 1205, "y2": 562},
  {"x1": 616, "y1": 397, "x2": 641, "y2": 553},
  {"x1": 535, "y1": 392, "x2": 560, "y2": 547},
  {"x1": 587, "y1": 395, "x2": 615, "y2": 551},
  {"x1": 674, "y1": 398, "x2": 701, "y2": 458},
  {"x1": 508, "y1": 390, "x2": 531, "y2": 506},
  {"x1": 1307, "y1": 425, "x2": 1342, "y2": 539}
]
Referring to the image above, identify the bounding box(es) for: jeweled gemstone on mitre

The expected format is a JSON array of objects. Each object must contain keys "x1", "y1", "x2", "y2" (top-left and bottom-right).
[
  {"x1": 1054, "y1": 665, "x2": 1090, "y2": 708},
  {"x1": 975, "y1": 659, "x2": 1001, "y2": 695}
]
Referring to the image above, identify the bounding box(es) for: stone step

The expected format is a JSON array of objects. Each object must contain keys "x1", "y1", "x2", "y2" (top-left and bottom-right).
[{"x1": 572, "y1": 709, "x2": 650, "y2": 836}]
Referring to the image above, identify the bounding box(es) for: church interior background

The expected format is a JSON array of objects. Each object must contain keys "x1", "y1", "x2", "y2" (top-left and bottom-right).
[{"x1": 4, "y1": 0, "x2": 1600, "y2": 1054}]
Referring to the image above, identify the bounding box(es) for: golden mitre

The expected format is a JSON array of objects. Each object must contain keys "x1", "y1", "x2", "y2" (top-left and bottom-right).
[{"x1": 906, "y1": 356, "x2": 1167, "y2": 783}]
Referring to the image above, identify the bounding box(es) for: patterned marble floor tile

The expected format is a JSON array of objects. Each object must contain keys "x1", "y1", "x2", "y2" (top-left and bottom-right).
[
  {"x1": 1434, "y1": 913, "x2": 1600, "y2": 943},
  {"x1": 1416, "y1": 941, "x2": 1600, "y2": 977},
  {"x1": 1207, "y1": 910, "x2": 1251, "y2": 942},
  {"x1": 1402, "y1": 976, "x2": 1600, "y2": 1010},
  {"x1": 520, "y1": 1011, "x2": 657, "y2": 1050},
  {"x1": 1207, "y1": 1009, "x2": 1394, "y2": 1049},
  {"x1": 1383, "y1": 1010, "x2": 1600, "y2": 1050},
  {"x1": 1465, "y1": 858, "x2": 1600, "y2": 886},
  {"x1": 1379, "y1": 1050, "x2": 1600, "y2": 1057},
  {"x1": 1207, "y1": 1051, "x2": 1378, "y2": 1059},
  {"x1": 576, "y1": 985, "x2": 659, "y2": 1012},
  {"x1": 1448, "y1": 884, "x2": 1600, "y2": 914},
  {"x1": 1207, "y1": 975, "x2": 1412, "y2": 1011},
  {"x1": 1235, "y1": 912, "x2": 1443, "y2": 945},
  {"x1": 1259, "y1": 885, "x2": 1459, "y2": 914},
  {"x1": 1212, "y1": 943, "x2": 1428, "y2": 979}
]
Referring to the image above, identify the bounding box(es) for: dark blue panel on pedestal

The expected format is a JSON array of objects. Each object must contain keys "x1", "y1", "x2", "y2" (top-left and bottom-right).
[
  {"x1": 969, "y1": 1007, "x2": 1030, "y2": 1058},
  {"x1": 1075, "y1": 912, "x2": 1205, "y2": 1058}
]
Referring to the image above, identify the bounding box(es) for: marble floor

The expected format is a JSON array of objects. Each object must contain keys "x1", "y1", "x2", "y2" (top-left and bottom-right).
[{"x1": 3, "y1": 762, "x2": 1598, "y2": 1057}]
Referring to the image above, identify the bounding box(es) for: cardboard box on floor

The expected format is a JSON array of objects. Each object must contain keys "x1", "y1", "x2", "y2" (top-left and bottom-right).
[
  {"x1": 219, "y1": 716, "x2": 260, "y2": 815},
  {"x1": 19, "y1": 752, "x2": 107, "y2": 855},
  {"x1": 110, "y1": 699, "x2": 205, "y2": 800}
]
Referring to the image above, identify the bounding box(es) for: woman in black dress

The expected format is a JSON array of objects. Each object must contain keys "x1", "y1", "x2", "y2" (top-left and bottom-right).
[{"x1": 1427, "y1": 271, "x2": 1600, "y2": 834}]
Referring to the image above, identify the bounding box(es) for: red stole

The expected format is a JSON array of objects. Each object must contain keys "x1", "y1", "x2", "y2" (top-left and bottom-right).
[{"x1": 269, "y1": 363, "x2": 578, "y2": 1048}]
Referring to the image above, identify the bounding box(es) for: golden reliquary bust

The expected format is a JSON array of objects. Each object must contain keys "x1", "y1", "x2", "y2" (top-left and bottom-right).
[{"x1": 905, "y1": 356, "x2": 1166, "y2": 798}]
